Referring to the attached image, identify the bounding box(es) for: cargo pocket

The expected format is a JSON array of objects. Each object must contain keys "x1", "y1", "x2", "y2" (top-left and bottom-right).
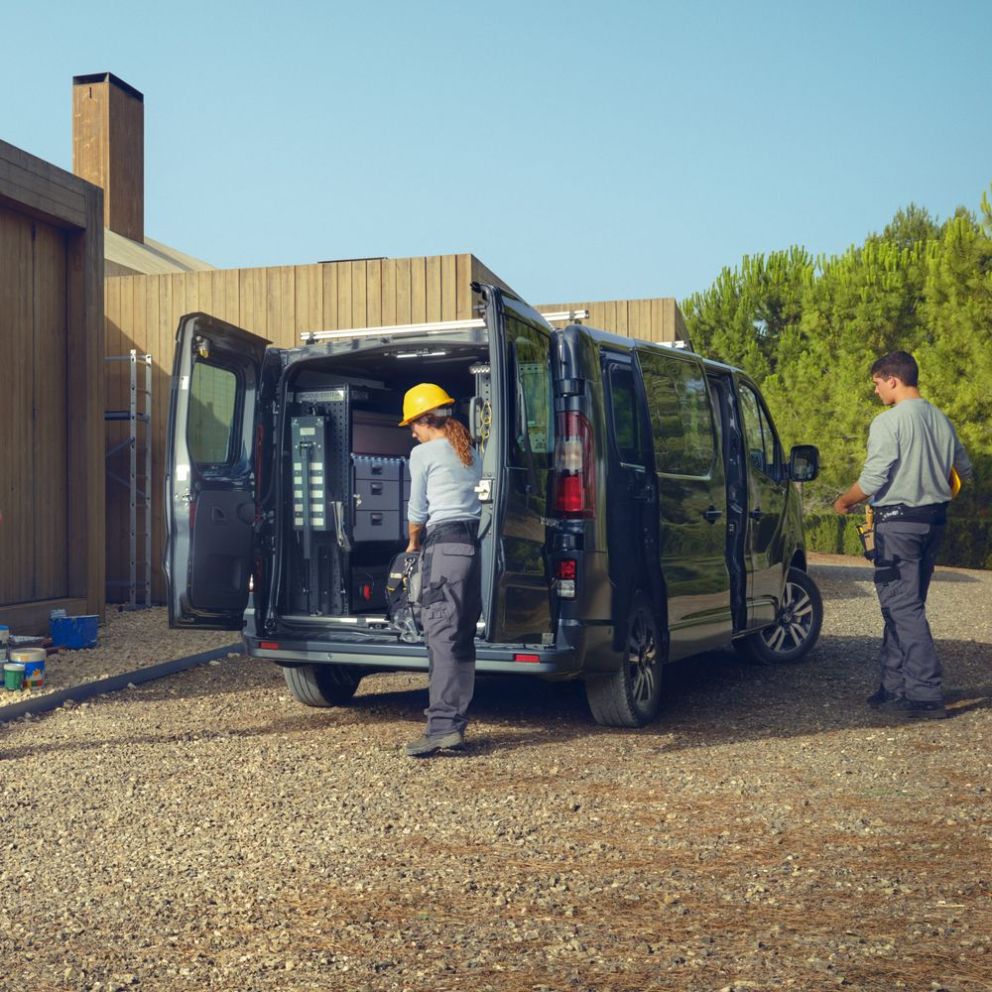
[{"x1": 422, "y1": 543, "x2": 475, "y2": 607}]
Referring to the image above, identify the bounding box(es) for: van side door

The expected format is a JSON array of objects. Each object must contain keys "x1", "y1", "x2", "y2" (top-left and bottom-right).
[
  {"x1": 482, "y1": 290, "x2": 555, "y2": 643},
  {"x1": 638, "y1": 348, "x2": 732, "y2": 657},
  {"x1": 165, "y1": 313, "x2": 270, "y2": 629},
  {"x1": 601, "y1": 351, "x2": 658, "y2": 633},
  {"x1": 737, "y1": 379, "x2": 788, "y2": 623}
]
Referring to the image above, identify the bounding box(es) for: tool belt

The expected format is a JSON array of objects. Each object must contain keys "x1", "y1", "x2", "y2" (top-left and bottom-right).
[
  {"x1": 873, "y1": 502, "x2": 948, "y2": 525},
  {"x1": 424, "y1": 518, "x2": 480, "y2": 546},
  {"x1": 856, "y1": 506, "x2": 876, "y2": 562}
]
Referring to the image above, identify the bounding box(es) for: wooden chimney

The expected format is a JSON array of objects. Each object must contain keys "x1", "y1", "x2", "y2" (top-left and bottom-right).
[{"x1": 72, "y1": 73, "x2": 144, "y2": 243}]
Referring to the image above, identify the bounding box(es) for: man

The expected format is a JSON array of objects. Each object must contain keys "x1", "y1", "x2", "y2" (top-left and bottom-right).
[{"x1": 834, "y1": 351, "x2": 972, "y2": 720}]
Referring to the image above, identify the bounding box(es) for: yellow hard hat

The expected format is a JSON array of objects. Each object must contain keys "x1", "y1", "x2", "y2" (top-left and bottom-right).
[
  {"x1": 949, "y1": 466, "x2": 962, "y2": 498},
  {"x1": 399, "y1": 383, "x2": 456, "y2": 426}
]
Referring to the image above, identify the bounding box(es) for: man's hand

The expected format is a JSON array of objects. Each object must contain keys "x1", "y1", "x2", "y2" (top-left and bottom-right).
[{"x1": 834, "y1": 482, "x2": 870, "y2": 516}]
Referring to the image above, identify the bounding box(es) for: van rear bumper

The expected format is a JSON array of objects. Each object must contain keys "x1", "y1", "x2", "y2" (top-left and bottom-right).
[{"x1": 243, "y1": 618, "x2": 613, "y2": 679}]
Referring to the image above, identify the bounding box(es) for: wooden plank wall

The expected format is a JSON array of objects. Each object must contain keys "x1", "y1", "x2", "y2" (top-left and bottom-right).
[
  {"x1": 536, "y1": 297, "x2": 688, "y2": 344},
  {"x1": 0, "y1": 139, "x2": 105, "y2": 633},
  {"x1": 105, "y1": 252, "x2": 481, "y2": 602}
]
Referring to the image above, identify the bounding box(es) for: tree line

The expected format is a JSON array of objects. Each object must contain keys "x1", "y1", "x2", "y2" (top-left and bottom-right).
[{"x1": 681, "y1": 186, "x2": 992, "y2": 567}]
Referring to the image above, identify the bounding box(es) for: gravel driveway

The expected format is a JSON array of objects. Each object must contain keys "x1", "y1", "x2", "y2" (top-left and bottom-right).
[{"x1": 2, "y1": 555, "x2": 990, "y2": 992}]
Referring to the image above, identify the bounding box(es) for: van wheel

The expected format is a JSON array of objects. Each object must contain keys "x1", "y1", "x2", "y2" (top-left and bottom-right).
[
  {"x1": 736, "y1": 567, "x2": 823, "y2": 664},
  {"x1": 585, "y1": 596, "x2": 665, "y2": 727},
  {"x1": 283, "y1": 663, "x2": 363, "y2": 707}
]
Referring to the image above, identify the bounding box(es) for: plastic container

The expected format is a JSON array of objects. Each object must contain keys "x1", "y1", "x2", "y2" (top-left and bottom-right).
[
  {"x1": 4, "y1": 662, "x2": 25, "y2": 691},
  {"x1": 11, "y1": 648, "x2": 46, "y2": 689},
  {"x1": 49, "y1": 614, "x2": 99, "y2": 650}
]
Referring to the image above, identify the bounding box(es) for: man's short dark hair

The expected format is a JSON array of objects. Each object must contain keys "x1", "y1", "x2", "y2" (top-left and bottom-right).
[{"x1": 870, "y1": 351, "x2": 919, "y2": 387}]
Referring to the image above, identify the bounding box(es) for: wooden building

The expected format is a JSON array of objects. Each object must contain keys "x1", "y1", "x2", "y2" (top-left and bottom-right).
[
  {"x1": 73, "y1": 72, "x2": 689, "y2": 605},
  {"x1": 0, "y1": 139, "x2": 105, "y2": 633}
]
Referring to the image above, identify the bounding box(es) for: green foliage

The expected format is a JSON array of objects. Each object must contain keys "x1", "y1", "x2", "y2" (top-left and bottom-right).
[
  {"x1": 684, "y1": 185, "x2": 992, "y2": 564},
  {"x1": 804, "y1": 514, "x2": 992, "y2": 571}
]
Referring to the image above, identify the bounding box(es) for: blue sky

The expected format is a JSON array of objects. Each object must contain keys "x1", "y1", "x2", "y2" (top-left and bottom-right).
[{"x1": 2, "y1": 0, "x2": 990, "y2": 304}]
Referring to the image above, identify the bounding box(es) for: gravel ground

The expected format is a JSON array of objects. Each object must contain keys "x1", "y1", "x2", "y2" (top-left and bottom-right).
[{"x1": 1, "y1": 554, "x2": 990, "y2": 992}]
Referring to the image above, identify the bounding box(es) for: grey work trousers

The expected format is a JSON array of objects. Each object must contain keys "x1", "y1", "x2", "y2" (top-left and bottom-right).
[
  {"x1": 873, "y1": 520, "x2": 945, "y2": 703},
  {"x1": 420, "y1": 527, "x2": 482, "y2": 737}
]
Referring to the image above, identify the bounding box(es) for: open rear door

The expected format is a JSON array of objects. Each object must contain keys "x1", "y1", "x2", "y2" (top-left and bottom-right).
[
  {"x1": 165, "y1": 313, "x2": 270, "y2": 629},
  {"x1": 477, "y1": 286, "x2": 555, "y2": 643}
]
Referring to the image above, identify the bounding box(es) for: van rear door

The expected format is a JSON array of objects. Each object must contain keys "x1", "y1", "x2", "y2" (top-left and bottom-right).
[
  {"x1": 164, "y1": 313, "x2": 270, "y2": 629},
  {"x1": 478, "y1": 287, "x2": 555, "y2": 643}
]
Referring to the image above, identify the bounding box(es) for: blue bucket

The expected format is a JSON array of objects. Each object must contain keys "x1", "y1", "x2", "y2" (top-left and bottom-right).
[{"x1": 49, "y1": 614, "x2": 99, "y2": 650}]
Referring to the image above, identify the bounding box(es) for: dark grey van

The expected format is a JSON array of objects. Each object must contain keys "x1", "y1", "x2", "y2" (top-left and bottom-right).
[{"x1": 165, "y1": 283, "x2": 822, "y2": 727}]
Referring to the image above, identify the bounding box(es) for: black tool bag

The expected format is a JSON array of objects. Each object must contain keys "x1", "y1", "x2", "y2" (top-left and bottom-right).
[{"x1": 385, "y1": 551, "x2": 423, "y2": 642}]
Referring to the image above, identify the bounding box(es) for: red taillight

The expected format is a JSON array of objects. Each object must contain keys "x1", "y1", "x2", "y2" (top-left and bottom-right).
[
  {"x1": 554, "y1": 558, "x2": 577, "y2": 599},
  {"x1": 513, "y1": 653, "x2": 541, "y2": 663},
  {"x1": 259, "y1": 640, "x2": 280, "y2": 650},
  {"x1": 552, "y1": 411, "x2": 595, "y2": 518}
]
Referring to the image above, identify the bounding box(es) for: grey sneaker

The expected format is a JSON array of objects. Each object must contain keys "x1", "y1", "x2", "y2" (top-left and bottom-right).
[{"x1": 404, "y1": 730, "x2": 466, "y2": 758}]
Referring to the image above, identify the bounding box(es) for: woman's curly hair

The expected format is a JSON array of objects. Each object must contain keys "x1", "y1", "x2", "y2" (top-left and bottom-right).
[{"x1": 423, "y1": 412, "x2": 474, "y2": 467}]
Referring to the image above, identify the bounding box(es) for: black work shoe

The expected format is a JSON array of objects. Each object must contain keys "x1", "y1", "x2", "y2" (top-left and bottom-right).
[
  {"x1": 866, "y1": 687, "x2": 901, "y2": 709},
  {"x1": 899, "y1": 699, "x2": 948, "y2": 721},
  {"x1": 404, "y1": 730, "x2": 466, "y2": 758}
]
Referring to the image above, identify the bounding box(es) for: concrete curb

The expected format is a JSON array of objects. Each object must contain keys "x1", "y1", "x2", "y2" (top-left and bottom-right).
[{"x1": 0, "y1": 643, "x2": 241, "y2": 723}]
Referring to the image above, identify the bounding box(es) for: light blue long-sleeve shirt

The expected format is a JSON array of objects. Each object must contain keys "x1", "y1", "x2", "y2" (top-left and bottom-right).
[
  {"x1": 857, "y1": 398, "x2": 973, "y2": 506},
  {"x1": 407, "y1": 437, "x2": 482, "y2": 526}
]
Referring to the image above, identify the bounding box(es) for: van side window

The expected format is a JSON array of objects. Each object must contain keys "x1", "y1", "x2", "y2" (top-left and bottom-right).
[
  {"x1": 608, "y1": 364, "x2": 644, "y2": 465},
  {"x1": 188, "y1": 361, "x2": 238, "y2": 465},
  {"x1": 638, "y1": 351, "x2": 715, "y2": 477},
  {"x1": 738, "y1": 384, "x2": 779, "y2": 478},
  {"x1": 507, "y1": 316, "x2": 553, "y2": 468}
]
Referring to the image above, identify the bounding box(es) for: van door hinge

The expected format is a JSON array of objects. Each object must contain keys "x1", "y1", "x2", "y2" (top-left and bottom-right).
[{"x1": 475, "y1": 478, "x2": 494, "y2": 502}]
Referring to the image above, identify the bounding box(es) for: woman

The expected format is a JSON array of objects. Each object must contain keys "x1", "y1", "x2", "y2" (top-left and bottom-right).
[{"x1": 399, "y1": 383, "x2": 483, "y2": 757}]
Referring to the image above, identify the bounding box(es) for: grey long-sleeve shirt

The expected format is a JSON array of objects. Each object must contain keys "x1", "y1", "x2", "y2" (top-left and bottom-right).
[
  {"x1": 857, "y1": 398, "x2": 973, "y2": 507},
  {"x1": 407, "y1": 437, "x2": 482, "y2": 526}
]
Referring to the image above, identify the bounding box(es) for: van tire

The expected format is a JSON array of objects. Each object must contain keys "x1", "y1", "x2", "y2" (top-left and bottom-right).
[
  {"x1": 585, "y1": 595, "x2": 665, "y2": 727},
  {"x1": 283, "y1": 663, "x2": 363, "y2": 707},
  {"x1": 735, "y1": 567, "x2": 823, "y2": 665}
]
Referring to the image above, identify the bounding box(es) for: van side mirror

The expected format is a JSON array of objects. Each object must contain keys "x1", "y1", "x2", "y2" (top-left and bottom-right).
[{"x1": 789, "y1": 444, "x2": 819, "y2": 482}]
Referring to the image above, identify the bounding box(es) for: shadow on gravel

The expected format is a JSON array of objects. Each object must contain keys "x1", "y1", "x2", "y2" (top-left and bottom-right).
[{"x1": 329, "y1": 632, "x2": 992, "y2": 753}]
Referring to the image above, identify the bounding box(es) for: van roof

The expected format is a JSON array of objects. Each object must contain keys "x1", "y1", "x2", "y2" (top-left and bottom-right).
[{"x1": 563, "y1": 322, "x2": 743, "y2": 375}]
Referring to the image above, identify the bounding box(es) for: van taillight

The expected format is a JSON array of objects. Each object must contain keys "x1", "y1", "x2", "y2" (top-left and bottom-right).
[
  {"x1": 552, "y1": 411, "x2": 595, "y2": 518},
  {"x1": 555, "y1": 558, "x2": 577, "y2": 599}
]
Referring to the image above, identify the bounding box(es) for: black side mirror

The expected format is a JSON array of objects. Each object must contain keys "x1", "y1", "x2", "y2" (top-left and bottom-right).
[{"x1": 789, "y1": 444, "x2": 819, "y2": 482}]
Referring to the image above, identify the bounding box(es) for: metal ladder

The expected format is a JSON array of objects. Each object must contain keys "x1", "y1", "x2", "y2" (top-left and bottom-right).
[{"x1": 105, "y1": 351, "x2": 152, "y2": 608}]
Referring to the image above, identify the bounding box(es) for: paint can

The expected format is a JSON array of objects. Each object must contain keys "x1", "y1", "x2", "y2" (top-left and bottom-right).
[
  {"x1": 4, "y1": 662, "x2": 25, "y2": 691},
  {"x1": 10, "y1": 648, "x2": 46, "y2": 689}
]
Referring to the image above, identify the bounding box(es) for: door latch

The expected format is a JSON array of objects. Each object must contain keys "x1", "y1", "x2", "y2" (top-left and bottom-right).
[{"x1": 475, "y1": 478, "x2": 494, "y2": 503}]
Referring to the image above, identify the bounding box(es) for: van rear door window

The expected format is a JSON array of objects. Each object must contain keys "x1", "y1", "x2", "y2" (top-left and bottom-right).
[
  {"x1": 507, "y1": 316, "x2": 554, "y2": 467},
  {"x1": 638, "y1": 351, "x2": 715, "y2": 477},
  {"x1": 188, "y1": 361, "x2": 238, "y2": 465}
]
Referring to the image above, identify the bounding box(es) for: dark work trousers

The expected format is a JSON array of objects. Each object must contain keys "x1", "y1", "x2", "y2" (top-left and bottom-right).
[
  {"x1": 420, "y1": 520, "x2": 482, "y2": 737},
  {"x1": 873, "y1": 520, "x2": 945, "y2": 703}
]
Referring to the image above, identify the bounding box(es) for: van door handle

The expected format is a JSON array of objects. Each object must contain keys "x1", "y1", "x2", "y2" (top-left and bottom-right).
[{"x1": 703, "y1": 506, "x2": 723, "y2": 522}]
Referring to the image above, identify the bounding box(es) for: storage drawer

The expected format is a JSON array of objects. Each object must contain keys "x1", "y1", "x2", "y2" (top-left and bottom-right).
[
  {"x1": 355, "y1": 476, "x2": 400, "y2": 512},
  {"x1": 353, "y1": 455, "x2": 402, "y2": 481},
  {"x1": 353, "y1": 509, "x2": 401, "y2": 543}
]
